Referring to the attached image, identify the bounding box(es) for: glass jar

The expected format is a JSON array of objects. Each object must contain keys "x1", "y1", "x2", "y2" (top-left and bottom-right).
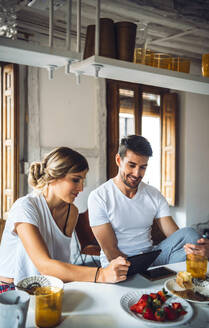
[{"x1": 186, "y1": 253, "x2": 208, "y2": 280}]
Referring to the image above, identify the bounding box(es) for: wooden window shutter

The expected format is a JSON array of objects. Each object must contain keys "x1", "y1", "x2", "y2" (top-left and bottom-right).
[
  {"x1": 106, "y1": 79, "x2": 120, "y2": 178},
  {"x1": 0, "y1": 65, "x2": 3, "y2": 240},
  {"x1": 106, "y1": 79, "x2": 142, "y2": 179},
  {"x1": 1, "y1": 63, "x2": 19, "y2": 223},
  {"x1": 161, "y1": 93, "x2": 177, "y2": 206}
]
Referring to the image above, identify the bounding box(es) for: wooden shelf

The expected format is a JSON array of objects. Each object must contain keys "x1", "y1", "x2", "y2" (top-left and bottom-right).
[
  {"x1": 0, "y1": 37, "x2": 81, "y2": 68},
  {"x1": 70, "y1": 55, "x2": 209, "y2": 95}
]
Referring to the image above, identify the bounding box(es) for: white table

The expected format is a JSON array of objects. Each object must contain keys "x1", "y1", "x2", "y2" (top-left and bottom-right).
[{"x1": 26, "y1": 262, "x2": 209, "y2": 328}]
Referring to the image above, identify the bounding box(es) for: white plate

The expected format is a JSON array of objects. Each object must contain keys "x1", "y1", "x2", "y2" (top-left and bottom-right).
[
  {"x1": 120, "y1": 289, "x2": 193, "y2": 327},
  {"x1": 164, "y1": 278, "x2": 209, "y2": 304}
]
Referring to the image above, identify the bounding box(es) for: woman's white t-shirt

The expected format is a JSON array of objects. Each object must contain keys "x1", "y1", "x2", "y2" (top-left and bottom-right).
[
  {"x1": 0, "y1": 192, "x2": 71, "y2": 284},
  {"x1": 88, "y1": 179, "x2": 170, "y2": 267}
]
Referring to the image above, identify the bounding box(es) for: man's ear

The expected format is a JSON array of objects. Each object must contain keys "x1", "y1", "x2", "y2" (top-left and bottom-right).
[{"x1": 115, "y1": 153, "x2": 121, "y2": 167}]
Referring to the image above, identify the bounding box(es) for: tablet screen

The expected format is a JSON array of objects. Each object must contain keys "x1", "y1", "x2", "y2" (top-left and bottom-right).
[{"x1": 127, "y1": 249, "x2": 161, "y2": 276}]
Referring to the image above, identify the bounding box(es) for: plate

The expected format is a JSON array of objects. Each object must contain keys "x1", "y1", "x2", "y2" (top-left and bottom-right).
[
  {"x1": 120, "y1": 289, "x2": 193, "y2": 327},
  {"x1": 164, "y1": 278, "x2": 209, "y2": 304}
]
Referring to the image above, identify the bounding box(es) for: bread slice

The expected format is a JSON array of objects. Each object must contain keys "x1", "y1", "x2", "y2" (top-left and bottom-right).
[{"x1": 176, "y1": 271, "x2": 193, "y2": 289}]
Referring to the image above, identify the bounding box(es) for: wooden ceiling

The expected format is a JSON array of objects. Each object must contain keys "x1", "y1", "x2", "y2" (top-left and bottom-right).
[{"x1": 13, "y1": 0, "x2": 209, "y2": 64}]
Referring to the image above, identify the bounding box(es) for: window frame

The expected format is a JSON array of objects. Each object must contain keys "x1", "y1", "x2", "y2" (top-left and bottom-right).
[
  {"x1": 0, "y1": 63, "x2": 19, "y2": 241},
  {"x1": 106, "y1": 79, "x2": 177, "y2": 205}
]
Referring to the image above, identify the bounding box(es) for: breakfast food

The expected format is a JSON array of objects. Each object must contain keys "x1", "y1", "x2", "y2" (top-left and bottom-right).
[
  {"x1": 171, "y1": 289, "x2": 209, "y2": 302},
  {"x1": 176, "y1": 271, "x2": 193, "y2": 289},
  {"x1": 130, "y1": 289, "x2": 187, "y2": 322},
  {"x1": 168, "y1": 271, "x2": 209, "y2": 302}
]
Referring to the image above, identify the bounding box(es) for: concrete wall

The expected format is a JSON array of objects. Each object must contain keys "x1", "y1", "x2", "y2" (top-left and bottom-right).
[
  {"x1": 170, "y1": 92, "x2": 209, "y2": 227},
  {"x1": 27, "y1": 66, "x2": 106, "y2": 213},
  {"x1": 26, "y1": 66, "x2": 209, "y2": 226},
  {"x1": 185, "y1": 92, "x2": 209, "y2": 226}
]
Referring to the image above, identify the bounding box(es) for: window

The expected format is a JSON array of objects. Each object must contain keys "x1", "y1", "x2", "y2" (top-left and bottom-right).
[
  {"x1": 142, "y1": 93, "x2": 161, "y2": 190},
  {"x1": 106, "y1": 80, "x2": 177, "y2": 206},
  {"x1": 0, "y1": 63, "x2": 19, "y2": 241}
]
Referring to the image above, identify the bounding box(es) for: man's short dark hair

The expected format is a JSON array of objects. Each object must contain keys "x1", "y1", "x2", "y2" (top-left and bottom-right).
[{"x1": 118, "y1": 135, "x2": 153, "y2": 158}]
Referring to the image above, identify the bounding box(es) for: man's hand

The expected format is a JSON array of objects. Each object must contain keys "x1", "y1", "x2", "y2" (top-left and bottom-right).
[
  {"x1": 184, "y1": 238, "x2": 209, "y2": 258},
  {"x1": 98, "y1": 256, "x2": 130, "y2": 283}
]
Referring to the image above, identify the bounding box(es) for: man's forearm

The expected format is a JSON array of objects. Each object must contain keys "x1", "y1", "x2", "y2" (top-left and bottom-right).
[{"x1": 104, "y1": 247, "x2": 127, "y2": 262}]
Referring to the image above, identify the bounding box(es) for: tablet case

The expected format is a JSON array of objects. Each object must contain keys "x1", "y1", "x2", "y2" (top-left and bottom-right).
[{"x1": 127, "y1": 249, "x2": 162, "y2": 276}]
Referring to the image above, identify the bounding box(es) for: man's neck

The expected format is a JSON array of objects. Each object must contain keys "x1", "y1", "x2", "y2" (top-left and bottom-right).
[{"x1": 113, "y1": 176, "x2": 138, "y2": 199}]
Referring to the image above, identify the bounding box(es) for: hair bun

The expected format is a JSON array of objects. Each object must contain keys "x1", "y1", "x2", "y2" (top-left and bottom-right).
[{"x1": 28, "y1": 162, "x2": 45, "y2": 187}]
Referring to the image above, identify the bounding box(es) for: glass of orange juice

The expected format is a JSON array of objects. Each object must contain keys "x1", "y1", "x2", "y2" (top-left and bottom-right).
[
  {"x1": 202, "y1": 54, "x2": 209, "y2": 77},
  {"x1": 186, "y1": 253, "x2": 208, "y2": 280},
  {"x1": 35, "y1": 286, "x2": 63, "y2": 328}
]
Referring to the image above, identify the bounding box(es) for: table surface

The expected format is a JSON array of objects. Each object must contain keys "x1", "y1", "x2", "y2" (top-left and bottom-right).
[{"x1": 26, "y1": 262, "x2": 209, "y2": 328}]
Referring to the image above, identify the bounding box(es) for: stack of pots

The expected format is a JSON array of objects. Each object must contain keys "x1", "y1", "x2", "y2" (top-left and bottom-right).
[{"x1": 84, "y1": 18, "x2": 137, "y2": 62}]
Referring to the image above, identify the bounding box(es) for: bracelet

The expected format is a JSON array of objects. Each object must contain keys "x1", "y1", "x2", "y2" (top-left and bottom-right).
[{"x1": 94, "y1": 266, "x2": 101, "y2": 283}]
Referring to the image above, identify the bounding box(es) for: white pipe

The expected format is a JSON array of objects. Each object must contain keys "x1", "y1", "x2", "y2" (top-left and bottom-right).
[
  {"x1": 66, "y1": 0, "x2": 72, "y2": 50},
  {"x1": 150, "y1": 29, "x2": 197, "y2": 45},
  {"x1": 95, "y1": 0, "x2": 100, "y2": 56},
  {"x1": 49, "y1": 0, "x2": 54, "y2": 48},
  {"x1": 76, "y1": 0, "x2": 81, "y2": 53}
]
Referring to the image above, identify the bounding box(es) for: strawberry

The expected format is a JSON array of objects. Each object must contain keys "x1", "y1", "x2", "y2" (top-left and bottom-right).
[
  {"x1": 154, "y1": 308, "x2": 166, "y2": 322},
  {"x1": 138, "y1": 294, "x2": 152, "y2": 304},
  {"x1": 150, "y1": 293, "x2": 158, "y2": 299},
  {"x1": 157, "y1": 290, "x2": 167, "y2": 303},
  {"x1": 172, "y1": 302, "x2": 187, "y2": 316},
  {"x1": 172, "y1": 302, "x2": 182, "y2": 310},
  {"x1": 130, "y1": 302, "x2": 146, "y2": 314},
  {"x1": 164, "y1": 306, "x2": 178, "y2": 321},
  {"x1": 143, "y1": 307, "x2": 156, "y2": 321},
  {"x1": 130, "y1": 304, "x2": 138, "y2": 312}
]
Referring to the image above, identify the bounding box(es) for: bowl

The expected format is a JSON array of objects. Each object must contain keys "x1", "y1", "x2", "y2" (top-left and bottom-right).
[{"x1": 17, "y1": 275, "x2": 64, "y2": 292}]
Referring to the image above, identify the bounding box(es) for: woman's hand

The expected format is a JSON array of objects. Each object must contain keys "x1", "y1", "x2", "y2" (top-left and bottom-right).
[
  {"x1": 184, "y1": 238, "x2": 209, "y2": 258},
  {"x1": 97, "y1": 256, "x2": 130, "y2": 283}
]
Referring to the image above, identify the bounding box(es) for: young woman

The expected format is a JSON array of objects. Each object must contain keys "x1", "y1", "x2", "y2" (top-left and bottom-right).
[{"x1": 0, "y1": 147, "x2": 129, "y2": 290}]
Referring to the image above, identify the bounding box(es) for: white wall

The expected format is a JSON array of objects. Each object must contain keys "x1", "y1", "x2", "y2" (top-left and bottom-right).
[
  {"x1": 185, "y1": 92, "x2": 209, "y2": 226},
  {"x1": 170, "y1": 92, "x2": 209, "y2": 227},
  {"x1": 28, "y1": 66, "x2": 106, "y2": 213},
  {"x1": 39, "y1": 68, "x2": 96, "y2": 149}
]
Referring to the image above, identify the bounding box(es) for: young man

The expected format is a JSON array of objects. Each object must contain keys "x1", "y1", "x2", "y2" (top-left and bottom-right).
[{"x1": 88, "y1": 135, "x2": 200, "y2": 267}]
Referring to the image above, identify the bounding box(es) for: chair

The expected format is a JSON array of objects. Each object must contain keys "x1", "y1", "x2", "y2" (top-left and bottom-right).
[
  {"x1": 74, "y1": 210, "x2": 101, "y2": 265},
  {"x1": 151, "y1": 219, "x2": 166, "y2": 245}
]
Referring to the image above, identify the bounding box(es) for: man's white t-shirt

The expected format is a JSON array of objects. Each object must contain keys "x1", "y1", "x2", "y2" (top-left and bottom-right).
[
  {"x1": 88, "y1": 179, "x2": 170, "y2": 267},
  {"x1": 0, "y1": 192, "x2": 71, "y2": 284}
]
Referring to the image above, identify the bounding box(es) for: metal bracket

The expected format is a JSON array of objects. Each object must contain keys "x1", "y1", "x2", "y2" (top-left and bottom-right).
[
  {"x1": 75, "y1": 71, "x2": 83, "y2": 85},
  {"x1": 65, "y1": 59, "x2": 77, "y2": 74},
  {"x1": 92, "y1": 64, "x2": 103, "y2": 78},
  {"x1": 46, "y1": 64, "x2": 57, "y2": 80}
]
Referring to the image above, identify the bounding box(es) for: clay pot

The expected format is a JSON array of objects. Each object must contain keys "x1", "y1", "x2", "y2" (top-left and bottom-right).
[
  {"x1": 83, "y1": 18, "x2": 116, "y2": 59},
  {"x1": 115, "y1": 21, "x2": 137, "y2": 62}
]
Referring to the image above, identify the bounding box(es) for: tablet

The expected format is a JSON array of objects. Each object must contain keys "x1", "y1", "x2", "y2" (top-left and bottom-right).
[{"x1": 127, "y1": 249, "x2": 162, "y2": 276}]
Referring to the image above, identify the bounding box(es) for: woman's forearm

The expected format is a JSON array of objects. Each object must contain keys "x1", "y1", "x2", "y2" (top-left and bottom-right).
[{"x1": 39, "y1": 258, "x2": 98, "y2": 283}]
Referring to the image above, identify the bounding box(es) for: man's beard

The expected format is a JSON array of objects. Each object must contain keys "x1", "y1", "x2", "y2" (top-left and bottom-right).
[{"x1": 120, "y1": 172, "x2": 142, "y2": 189}]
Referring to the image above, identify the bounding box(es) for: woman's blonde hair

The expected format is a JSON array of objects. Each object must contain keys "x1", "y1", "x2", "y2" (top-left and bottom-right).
[{"x1": 28, "y1": 147, "x2": 89, "y2": 190}]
